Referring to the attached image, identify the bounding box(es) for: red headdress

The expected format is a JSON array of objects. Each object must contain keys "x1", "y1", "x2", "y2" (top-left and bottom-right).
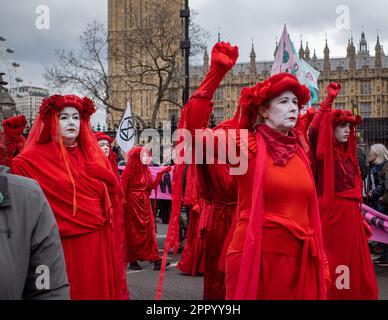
[
  {"x1": 95, "y1": 131, "x2": 113, "y2": 144},
  {"x1": 316, "y1": 108, "x2": 363, "y2": 210},
  {"x1": 94, "y1": 131, "x2": 118, "y2": 180},
  {"x1": 17, "y1": 94, "x2": 109, "y2": 216},
  {"x1": 0, "y1": 115, "x2": 27, "y2": 166},
  {"x1": 236, "y1": 73, "x2": 311, "y2": 130},
  {"x1": 120, "y1": 146, "x2": 152, "y2": 194}
]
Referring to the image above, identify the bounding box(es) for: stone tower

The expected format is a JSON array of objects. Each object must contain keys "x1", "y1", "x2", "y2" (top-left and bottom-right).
[{"x1": 108, "y1": 0, "x2": 184, "y2": 128}]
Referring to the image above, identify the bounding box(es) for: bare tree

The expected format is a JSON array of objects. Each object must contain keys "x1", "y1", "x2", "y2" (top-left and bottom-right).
[
  {"x1": 111, "y1": 1, "x2": 208, "y2": 128},
  {"x1": 44, "y1": 21, "x2": 122, "y2": 116},
  {"x1": 45, "y1": 5, "x2": 208, "y2": 129}
]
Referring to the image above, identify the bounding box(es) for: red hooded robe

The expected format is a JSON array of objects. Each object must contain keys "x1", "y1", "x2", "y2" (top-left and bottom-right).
[{"x1": 309, "y1": 96, "x2": 378, "y2": 300}]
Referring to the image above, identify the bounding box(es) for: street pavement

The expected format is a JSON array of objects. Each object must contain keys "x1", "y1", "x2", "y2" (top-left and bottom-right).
[
  {"x1": 126, "y1": 223, "x2": 203, "y2": 300},
  {"x1": 126, "y1": 222, "x2": 388, "y2": 300}
]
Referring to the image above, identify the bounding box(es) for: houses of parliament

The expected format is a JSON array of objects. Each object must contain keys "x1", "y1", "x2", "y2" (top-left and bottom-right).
[{"x1": 108, "y1": 0, "x2": 388, "y2": 128}]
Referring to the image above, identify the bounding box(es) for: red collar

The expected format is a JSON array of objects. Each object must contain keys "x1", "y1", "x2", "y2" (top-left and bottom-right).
[{"x1": 257, "y1": 124, "x2": 297, "y2": 166}]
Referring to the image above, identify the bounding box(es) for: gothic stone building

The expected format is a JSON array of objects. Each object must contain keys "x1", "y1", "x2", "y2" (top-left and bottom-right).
[
  {"x1": 108, "y1": 1, "x2": 388, "y2": 127},
  {"x1": 191, "y1": 32, "x2": 388, "y2": 124}
]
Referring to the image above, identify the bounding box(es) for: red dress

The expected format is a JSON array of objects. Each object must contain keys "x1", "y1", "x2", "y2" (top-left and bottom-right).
[
  {"x1": 222, "y1": 126, "x2": 328, "y2": 300},
  {"x1": 13, "y1": 143, "x2": 118, "y2": 299},
  {"x1": 196, "y1": 160, "x2": 237, "y2": 300},
  {"x1": 121, "y1": 148, "x2": 161, "y2": 263},
  {"x1": 309, "y1": 105, "x2": 378, "y2": 300},
  {"x1": 95, "y1": 132, "x2": 129, "y2": 299}
]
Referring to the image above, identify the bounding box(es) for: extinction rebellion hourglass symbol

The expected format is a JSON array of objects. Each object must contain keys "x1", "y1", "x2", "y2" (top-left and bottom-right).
[{"x1": 119, "y1": 116, "x2": 134, "y2": 142}]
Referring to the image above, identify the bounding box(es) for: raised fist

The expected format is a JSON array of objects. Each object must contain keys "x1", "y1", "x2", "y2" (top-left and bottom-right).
[
  {"x1": 211, "y1": 41, "x2": 239, "y2": 71},
  {"x1": 327, "y1": 82, "x2": 341, "y2": 98}
]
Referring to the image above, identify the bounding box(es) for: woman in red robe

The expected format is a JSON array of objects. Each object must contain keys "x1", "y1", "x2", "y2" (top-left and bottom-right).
[
  {"x1": 179, "y1": 41, "x2": 329, "y2": 300},
  {"x1": 95, "y1": 131, "x2": 129, "y2": 300},
  {"x1": 308, "y1": 83, "x2": 378, "y2": 299},
  {"x1": 121, "y1": 146, "x2": 171, "y2": 270},
  {"x1": 12, "y1": 94, "x2": 121, "y2": 299}
]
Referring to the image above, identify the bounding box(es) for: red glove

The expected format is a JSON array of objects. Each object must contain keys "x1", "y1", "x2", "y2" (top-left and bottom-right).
[
  {"x1": 211, "y1": 41, "x2": 239, "y2": 72},
  {"x1": 2, "y1": 115, "x2": 27, "y2": 139},
  {"x1": 85, "y1": 161, "x2": 118, "y2": 192},
  {"x1": 322, "y1": 82, "x2": 341, "y2": 109},
  {"x1": 152, "y1": 166, "x2": 172, "y2": 189}
]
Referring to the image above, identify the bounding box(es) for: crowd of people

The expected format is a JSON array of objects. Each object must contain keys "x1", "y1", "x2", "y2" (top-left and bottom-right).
[{"x1": 0, "y1": 41, "x2": 387, "y2": 300}]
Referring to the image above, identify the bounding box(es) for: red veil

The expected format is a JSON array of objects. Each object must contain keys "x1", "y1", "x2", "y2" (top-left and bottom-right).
[{"x1": 94, "y1": 131, "x2": 129, "y2": 300}]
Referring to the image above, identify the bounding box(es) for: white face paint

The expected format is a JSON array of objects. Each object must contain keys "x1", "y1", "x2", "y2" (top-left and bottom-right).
[
  {"x1": 59, "y1": 107, "x2": 80, "y2": 146},
  {"x1": 334, "y1": 122, "x2": 351, "y2": 144},
  {"x1": 141, "y1": 149, "x2": 151, "y2": 165},
  {"x1": 98, "y1": 139, "x2": 110, "y2": 157},
  {"x1": 261, "y1": 91, "x2": 299, "y2": 134}
]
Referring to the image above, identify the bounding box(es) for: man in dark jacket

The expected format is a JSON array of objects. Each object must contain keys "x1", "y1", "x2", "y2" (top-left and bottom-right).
[{"x1": 0, "y1": 165, "x2": 69, "y2": 299}]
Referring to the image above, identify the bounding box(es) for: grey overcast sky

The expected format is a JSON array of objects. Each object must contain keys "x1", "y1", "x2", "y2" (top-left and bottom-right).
[{"x1": 0, "y1": 0, "x2": 387, "y2": 90}]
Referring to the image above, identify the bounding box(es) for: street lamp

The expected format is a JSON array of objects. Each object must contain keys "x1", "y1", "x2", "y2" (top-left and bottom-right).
[{"x1": 180, "y1": 0, "x2": 190, "y2": 105}]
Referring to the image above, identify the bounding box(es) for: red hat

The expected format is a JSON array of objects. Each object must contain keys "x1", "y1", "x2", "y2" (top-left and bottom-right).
[
  {"x1": 39, "y1": 94, "x2": 96, "y2": 122},
  {"x1": 94, "y1": 131, "x2": 113, "y2": 144},
  {"x1": 237, "y1": 73, "x2": 310, "y2": 130},
  {"x1": 332, "y1": 110, "x2": 362, "y2": 126},
  {"x1": 239, "y1": 73, "x2": 310, "y2": 110}
]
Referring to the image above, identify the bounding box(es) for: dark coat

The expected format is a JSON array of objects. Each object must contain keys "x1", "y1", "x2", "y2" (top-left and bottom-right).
[{"x1": 0, "y1": 166, "x2": 69, "y2": 299}]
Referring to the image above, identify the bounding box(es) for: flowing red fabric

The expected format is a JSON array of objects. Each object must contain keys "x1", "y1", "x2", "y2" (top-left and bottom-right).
[
  {"x1": 195, "y1": 120, "x2": 238, "y2": 300},
  {"x1": 296, "y1": 108, "x2": 315, "y2": 155},
  {"x1": 155, "y1": 43, "x2": 234, "y2": 299},
  {"x1": 94, "y1": 132, "x2": 129, "y2": 300},
  {"x1": 12, "y1": 96, "x2": 121, "y2": 299},
  {"x1": 121, "y1": 147, "x2": 161, "y2": 263},
  {"x1": 309, "y1": 105, "x2": 378, "y2": 299}
]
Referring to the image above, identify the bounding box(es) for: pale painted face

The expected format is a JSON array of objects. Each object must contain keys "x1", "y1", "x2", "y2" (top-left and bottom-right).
[
  {"x1": 98, "y1": 139, "x2": 110, "y2": 157},
  {"x1": 334, "y1": 122, "x2": 351, "y2": 144},
  {"x1": 59, "y1": 107, "x2": 80, "y2": 146},
  {"x1": 141, "y1": 148, "x2": 151, "y2": 165},
  {"x1": 261, "y1": 91, "x2": 299, "y2": 134}
]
